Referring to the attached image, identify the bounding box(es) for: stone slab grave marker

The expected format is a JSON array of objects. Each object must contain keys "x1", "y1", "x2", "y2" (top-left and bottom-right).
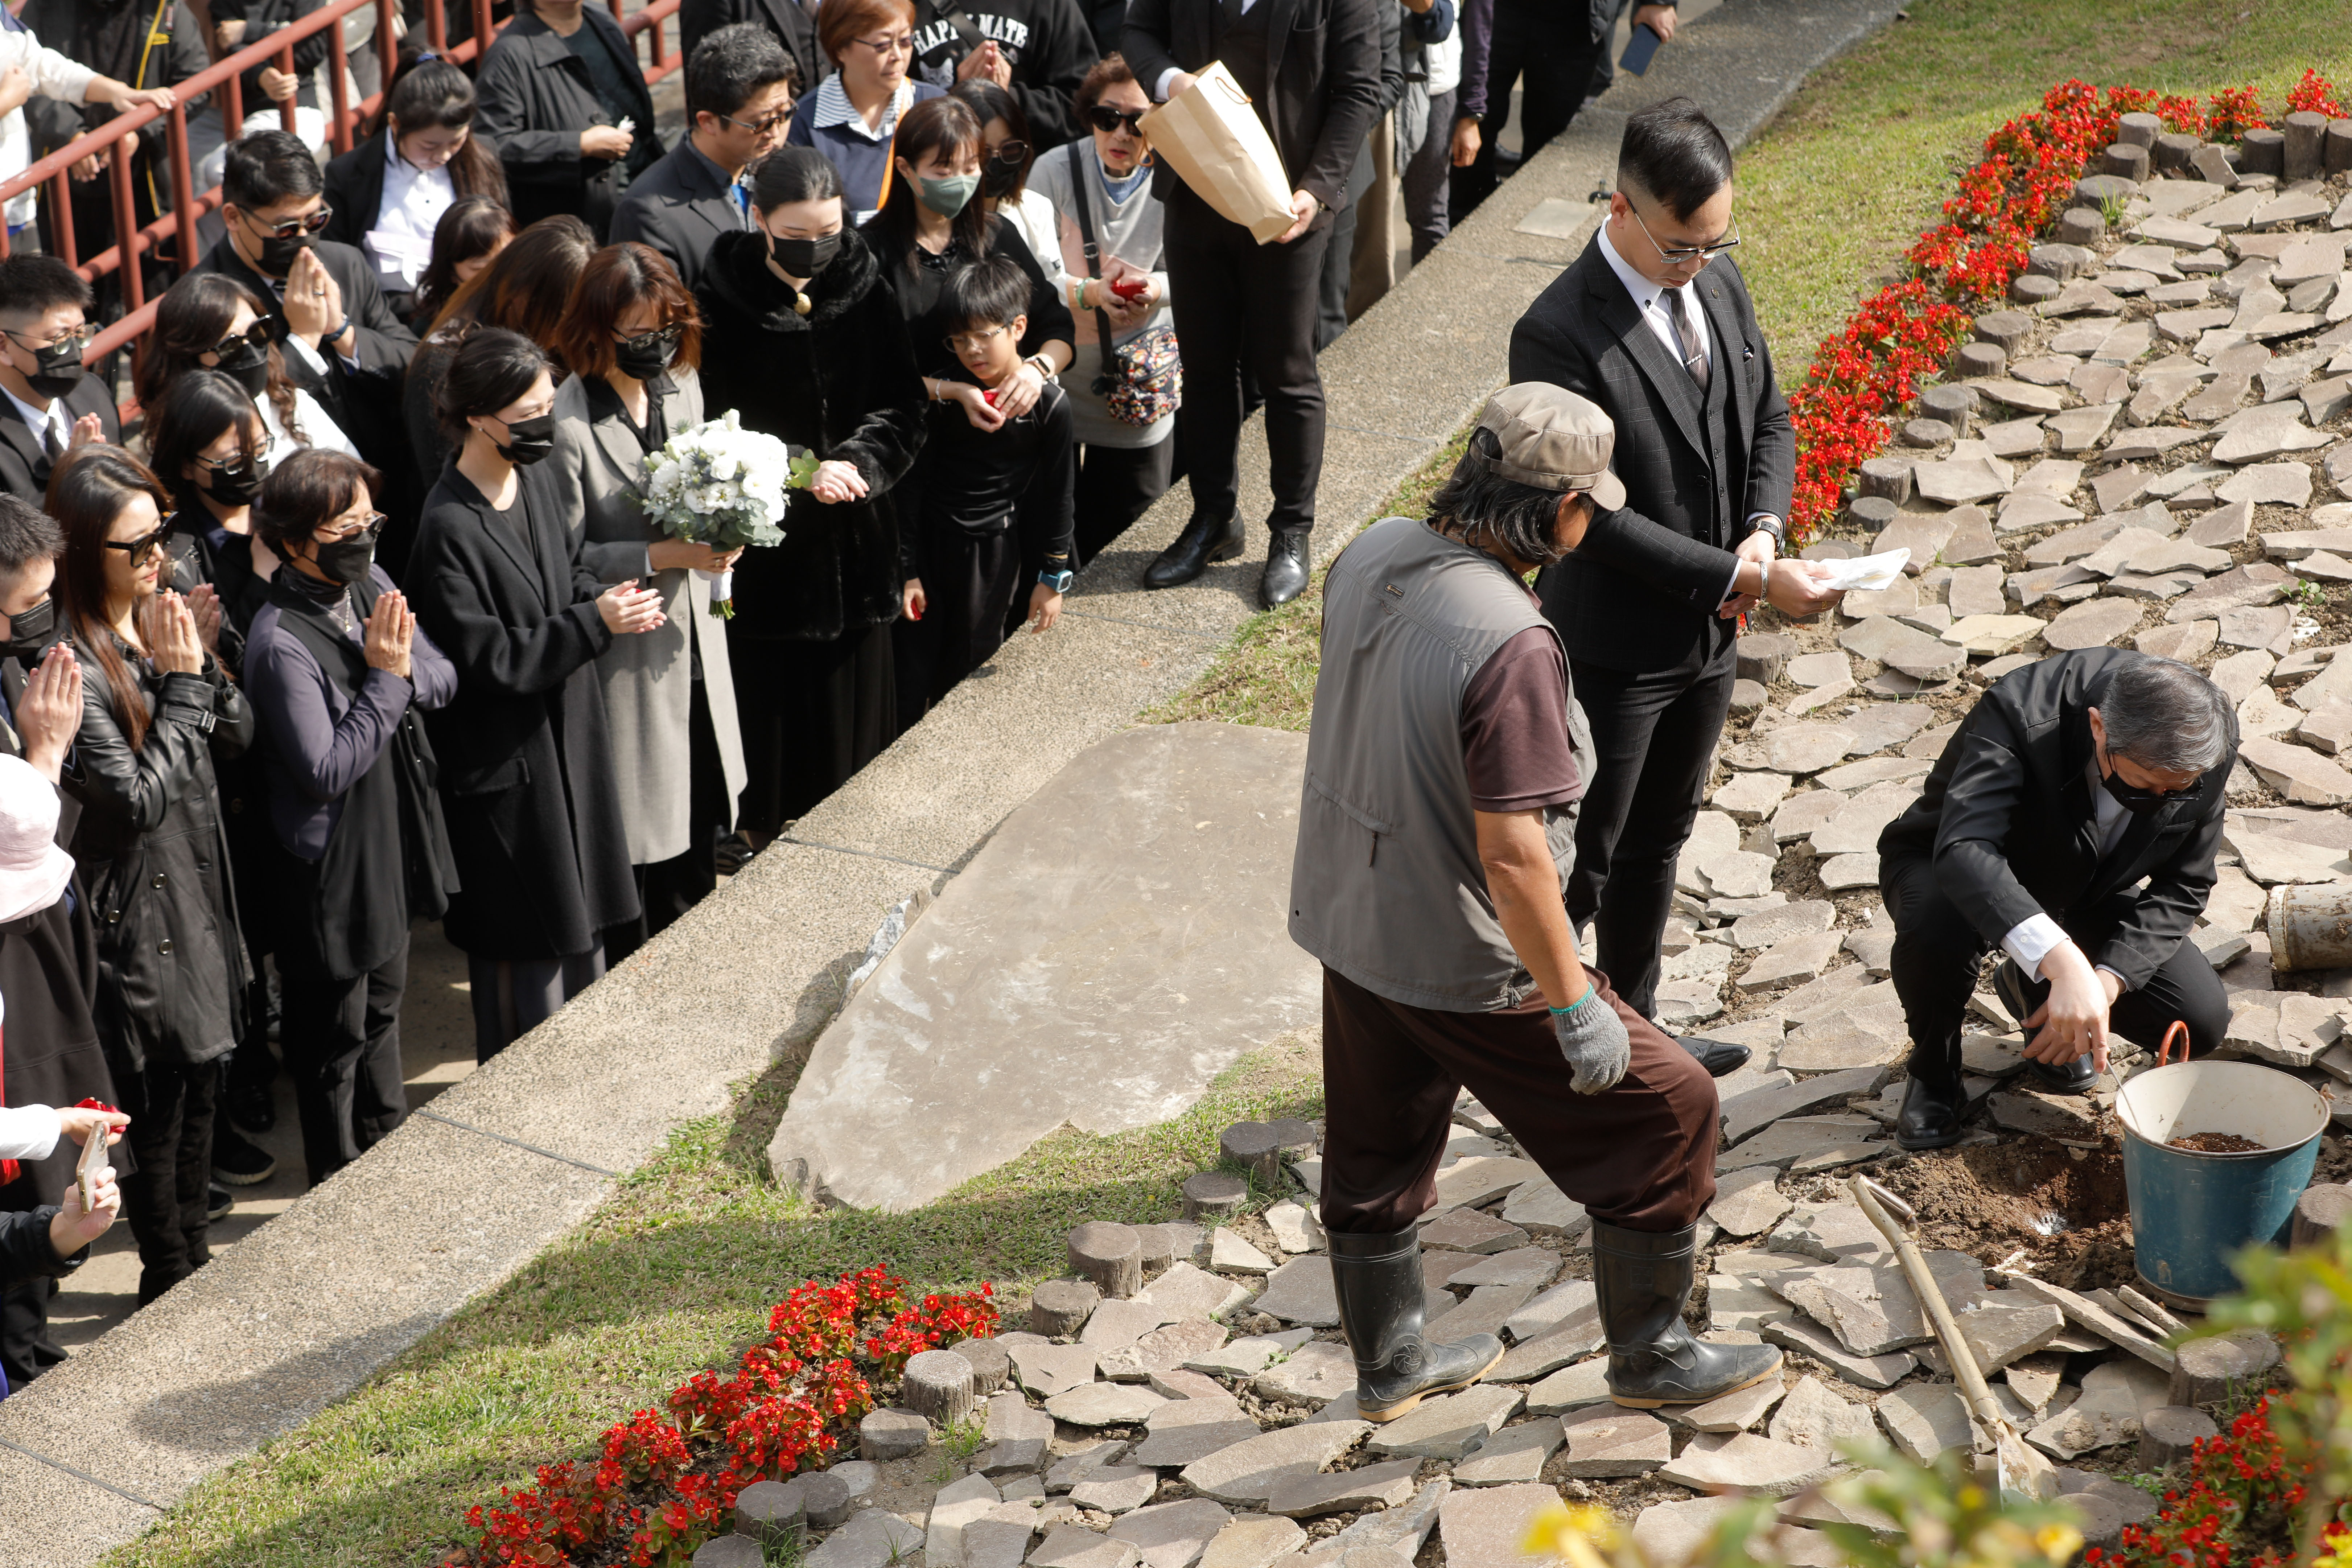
[{"x1": 769, "y1": 723, "x2": 1319, "y2": 1211}]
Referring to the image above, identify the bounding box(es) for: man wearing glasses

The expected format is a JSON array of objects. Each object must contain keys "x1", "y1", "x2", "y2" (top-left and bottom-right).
[
  {"x1": 1876, "y1": 651, "x2": 2237, "y2": 1150},
  {"x1": 0, "y1": 256, "x2": 116, "y2": 507},
  {"x1": 1507, "y1": 97, "x2": 1838, "y2": 1061},
  {"x1": 614, "y1": 25, "x2": 798, "y2": 291},
  {"x1": 192, "y1": 131, "x2": 417, "y2": 503}
]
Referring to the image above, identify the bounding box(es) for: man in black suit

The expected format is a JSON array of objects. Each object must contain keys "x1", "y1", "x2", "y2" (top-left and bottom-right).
[
  {"x1": 1124, "y1": 0, "x2": 1383, "y2": 609},
  {"x1": 190, "y1": 131, "x2": 418, "y2": 505},
  {"x1": 0, "y1": 258, "x2": 120, "y2": 507},
  {"x1": 613, "y1": 25, "x2": 798, "y2": 292},
  {"x1": 1508, "y1": 97, "x2": 1841, "y2": 1045},
  {"x1": 1877, "y1": 651, "x2": 2236, "y2": 1149}
]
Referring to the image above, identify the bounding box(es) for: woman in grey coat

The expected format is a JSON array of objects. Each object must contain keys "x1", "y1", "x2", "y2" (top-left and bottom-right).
[{"x1": 548, "y1": 243, "x2": 749, "y2": 960}]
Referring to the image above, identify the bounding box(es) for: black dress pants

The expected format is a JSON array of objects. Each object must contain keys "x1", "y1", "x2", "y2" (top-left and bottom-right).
[
  {"x1": 730, "y1": 621, "x2": 897, "y2": 835},
  {"x1": 1451, "y1": 0, "x2": 1606, "y2": 218},
  {"x1": 1074, "y1": 440, "x2": 1178, "y2": 566},
  {"x1": 281, "y1": 941, "x2": 410, "y2": 1187},
  {"x1": 899, "y1": 523, "x2": 1022, "y2": 726},
  {"x1": 1163, "y1": 183, "x2": 1330, "y2": 536},
  {"x1": 118, "y1": 1058, "x2": 221, "y2": 1305},
  {"x1": 1881, "y1": 852, "x2": 2232, "y2": 1075},
  {"x1": 1564, "y1": 637, "x2": 1737, "y2": 1021}
]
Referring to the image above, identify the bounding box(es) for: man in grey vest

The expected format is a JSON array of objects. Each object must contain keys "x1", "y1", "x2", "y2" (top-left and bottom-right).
[{"x1": 1290, "y1": 383, "x2": 1781, "y2": 1421}]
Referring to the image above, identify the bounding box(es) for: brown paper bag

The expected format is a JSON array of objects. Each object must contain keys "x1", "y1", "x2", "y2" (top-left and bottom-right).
[{"x1": 1139, "y1": 62, "x2": 1295, "y2": 244}]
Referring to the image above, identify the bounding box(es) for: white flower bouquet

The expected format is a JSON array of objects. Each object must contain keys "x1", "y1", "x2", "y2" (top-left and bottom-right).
[{"x1": 636, "y1": 410, "x2": 817, "y2": 617}]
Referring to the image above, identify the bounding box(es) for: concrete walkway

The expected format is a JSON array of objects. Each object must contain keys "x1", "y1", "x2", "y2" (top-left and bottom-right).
[{"x1": 0, "y1": 1, "x2": 1899, "y2": 1559}]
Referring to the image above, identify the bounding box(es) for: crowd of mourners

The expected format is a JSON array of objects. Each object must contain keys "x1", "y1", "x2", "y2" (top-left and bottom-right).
[{"x1": 0, "y1": 0, "x2": 1676, "y2": 1396}]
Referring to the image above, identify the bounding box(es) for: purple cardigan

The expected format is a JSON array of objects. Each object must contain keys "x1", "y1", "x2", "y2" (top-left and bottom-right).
[
  {"x1": 242, "y1": 565, "x2": 459, "y2": 861},
  {"x1": 1454, "y1": 0, "x2": 1498, "y2": 122}
]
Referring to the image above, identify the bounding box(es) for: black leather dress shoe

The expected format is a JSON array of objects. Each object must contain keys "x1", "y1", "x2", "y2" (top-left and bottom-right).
[
  {"x1": 1260, "y1": 528, "x2": 1311, "y2": 608},
  {"x1": 1143, "y1": 513, "x2": 1245, "y2": 589},
  {"x1": 2026, "y1": 1053, "x2": 2098, "y2": 1095},
  {"x1": 1675, "y1": 1036, "x2": 1751, "y2": 1078},
  {"x1": 1895, "y1": 1072, "x2": 1966, "y2": 1150}
]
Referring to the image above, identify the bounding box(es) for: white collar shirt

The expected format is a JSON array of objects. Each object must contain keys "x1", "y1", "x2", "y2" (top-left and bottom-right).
[
  {"x1": 0, "y1": 380, "x2": 67, "y2": 457},
  {"x1": 369, "y1": 135, "x2": 456, "y2": 292},
  {"x1": 1598, "y1": 220, "x2": 1712, "y2": 378},
  {"x1": 811, "y1": 74, "x2": 915, "y2": 142}
]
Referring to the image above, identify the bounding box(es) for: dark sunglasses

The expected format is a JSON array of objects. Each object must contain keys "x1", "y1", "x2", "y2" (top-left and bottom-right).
[
  {"x1": 1087, "y1": 105, "x2": 1146, "y2": 135},
  {"x1": 614, "y1": 324, "x2": 685, "y2": 354},
  {"x1": 209, "y1": 319, "x2": 276, "y2": 360},
  {"x1": 987, "y1": 140, "x2": 1031, "y2": 165},
  {"x1": 317, "y1": 511, "x2": 387, "y2": 542},
  {"x1": 104, "y1": 526, "x2": 172, "y2": 565},
  {"x1": 243, "y1": 205, "x2": 334, "y2": 240}
]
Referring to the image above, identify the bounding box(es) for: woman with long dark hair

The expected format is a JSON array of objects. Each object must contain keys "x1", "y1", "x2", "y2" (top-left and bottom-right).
[
  {"x1": 410, "y1": 197, "x2": 516, "y2": 330},
  {"x1": 243, "y1": 450, "x2": 458, "y2": 1186},
  {"x1": 403, "y1": 216, "x2": 599, "y2": 491},
  {"x1": 140, "y1": 273, "x2": 361, "y2": 465},
  {"x1": 950, "y1": 81, "x2": 1067, "y2": 306},
  {"x1": 49, "y1": 446, "x2": 254, "y2": 1306},
  {"x1": 407, "y1": 329, "x2": 664, "y2": 1060},
  {"x1": 696, "y1": 147, "x2": 925, "y2": 847},
  {"x1": 324, "y1": 47, "x2": 513, "y2": 323},
  {"x1": 548, "y1": 244, "x2": 747, "y2": 958}
]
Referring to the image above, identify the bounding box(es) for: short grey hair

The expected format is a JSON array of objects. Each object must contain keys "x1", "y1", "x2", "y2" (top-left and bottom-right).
[
  {"x1": 1427, "y1": 428, "x2": 1572, "y2": 567},
  {"x1": 2099, "y1": 656, "x2": 2237, "y2": 775}
]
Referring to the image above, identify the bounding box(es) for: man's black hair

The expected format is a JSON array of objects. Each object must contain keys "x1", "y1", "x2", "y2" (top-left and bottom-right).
[
  {"x1": 0, "y1": 494, "x2": 63, "y2": 579},
  {"x1": 1426, "y1": 428, "x2": 1574, "y2": 567},
  {"x1": 222, "y1": 129, "x2": 325, "y2": 213},
  {"x1": 1616, "y1": 96, "x2": 1734, "y2": 222},
  {"x1": 687, "y1": 22, "x2": 797, "y2": 122},
  {"x1": 944, "y1": 255, "x2": 1030, "y2": 334},
  {"x1": 0, "y1": 255, "x2": 92, "y2": 322}
]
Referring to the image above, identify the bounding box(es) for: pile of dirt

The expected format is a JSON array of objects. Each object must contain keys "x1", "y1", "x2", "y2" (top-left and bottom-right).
[
  {"x1": 2167, "y1": 1131, "x2": 2266, "y2": 1153},
  {"x1": 1880, "y1": 1133, "x2": 2137, "y2": 1290}
]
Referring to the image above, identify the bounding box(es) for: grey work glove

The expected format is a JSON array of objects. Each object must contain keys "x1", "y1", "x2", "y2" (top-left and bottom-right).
[{"x1": 1552, "y1": 988, "x2": 1631, "y2": 1094}]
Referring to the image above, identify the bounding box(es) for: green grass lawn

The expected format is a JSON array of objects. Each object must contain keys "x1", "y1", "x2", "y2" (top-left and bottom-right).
[
  {"x1": 106, "y1": 1043, "x2": 1321, "y2": 1568},
  {"x1": 1735, "y1": 0, "x2": 2352, "y2": 389}
]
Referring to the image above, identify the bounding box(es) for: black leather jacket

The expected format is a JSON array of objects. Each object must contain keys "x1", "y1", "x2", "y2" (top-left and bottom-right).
[{"x1": 65, "y1": 637, "x2": 256, "y2": 1074}]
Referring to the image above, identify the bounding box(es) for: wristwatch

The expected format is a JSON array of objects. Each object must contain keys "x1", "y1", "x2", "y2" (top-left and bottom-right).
[
  {"x1": 1039, "y1": 568, "x2": 1074, "y2": 592},
  {"x1": 1751, "y1": 514, "x2": 1786, "y2": 546}
]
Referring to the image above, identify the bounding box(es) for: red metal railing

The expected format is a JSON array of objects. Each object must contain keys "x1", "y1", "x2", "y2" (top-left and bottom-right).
[{"x1": 0, "y1": 0, "x2": 680, "y2": 384}]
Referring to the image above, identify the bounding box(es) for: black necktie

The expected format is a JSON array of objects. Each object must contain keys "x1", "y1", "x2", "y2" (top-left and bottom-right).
[
  {"x1": 1664, "y1": 287, "x2": 1709, "y2": 392},
  {"x1": 1221, "y1": 0, "x2": 1245, "y2": 31},
  {"x1": 39, "y1": 417, "x2": 60, "y2": 463}
]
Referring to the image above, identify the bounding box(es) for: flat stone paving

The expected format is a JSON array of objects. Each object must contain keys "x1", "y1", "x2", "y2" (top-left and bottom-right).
[{"x1": 767, "y1": 722, "x2": 1317, "y2": 1212}]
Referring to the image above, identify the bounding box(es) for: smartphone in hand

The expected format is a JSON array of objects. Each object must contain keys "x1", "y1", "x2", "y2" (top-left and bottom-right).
[{"x1": 1619, "y1": 21, "x2": 1663, "y2": 75}]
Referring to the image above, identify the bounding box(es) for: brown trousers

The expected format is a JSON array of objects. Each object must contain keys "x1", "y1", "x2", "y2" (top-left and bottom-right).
[{"x1": 1318, "y1": 964, "x2": 1719, "y2": 1236}]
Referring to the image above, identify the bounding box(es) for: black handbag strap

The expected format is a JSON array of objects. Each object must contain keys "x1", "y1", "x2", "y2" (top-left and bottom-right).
[{"x1": 1067, "y1": 143, "x2": 1120, "y2": 390}]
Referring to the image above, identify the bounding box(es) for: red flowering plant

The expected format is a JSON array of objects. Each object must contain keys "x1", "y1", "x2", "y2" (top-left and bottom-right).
[
  {"x1": 452, "y1": 1271, "x2": 997, "y2": 1568},
  {"x1": 1781, "y1": 75, "x2": 2289, "y2": 542},
  {"x1": 2284, "y1": 69, "x2": 2345, "y2": 120}
]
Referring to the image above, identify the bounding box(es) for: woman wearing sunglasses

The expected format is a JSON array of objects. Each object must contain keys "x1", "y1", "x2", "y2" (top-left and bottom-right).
[
  {"x1": 547, "y1": 244, "x2": 747, "y2": 959},
  {"x1": 1028, "y1": 54, "x2": 1176, "y2": 565},
  {"x1": 242, "y1": 450, "x2": 458, "y2": 1186},
  {"x1": 409, "y1": 329, "x2": 665, "y2": 1062},
  {"x1": 48, "y1": 446, "x2": 255, "y2": 1307},
  {"x1": 143, "y1": 273, "x2": 362, "y2": 470}
]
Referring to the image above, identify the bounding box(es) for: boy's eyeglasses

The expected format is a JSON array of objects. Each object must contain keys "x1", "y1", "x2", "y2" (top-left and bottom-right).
[
  {"x1": 1087, "y1": 105, "x2": 1147, "y2": 135},
  {"x1": 944, "y1": 325, "x2": 1012, "y2": 354}
]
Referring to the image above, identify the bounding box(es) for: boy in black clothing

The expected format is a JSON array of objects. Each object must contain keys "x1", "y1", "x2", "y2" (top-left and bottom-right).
[{"x1": 899, "y1": 256, "x2": 1077, "y2": 721}]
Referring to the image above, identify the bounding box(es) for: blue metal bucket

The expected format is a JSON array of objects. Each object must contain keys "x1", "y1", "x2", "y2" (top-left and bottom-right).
[{"x1": 2116, "y1": 1055, "x2": 2329, "y2": 1309}]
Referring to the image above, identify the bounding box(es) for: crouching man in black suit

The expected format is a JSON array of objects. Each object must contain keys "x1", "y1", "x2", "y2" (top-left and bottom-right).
[
  {"x1": 1877, "y1": 650, "x2": 2238, "y2": 1151},
  {"x1": 1506, "y1": 97, "x2": 1842, "y2": 1061}
]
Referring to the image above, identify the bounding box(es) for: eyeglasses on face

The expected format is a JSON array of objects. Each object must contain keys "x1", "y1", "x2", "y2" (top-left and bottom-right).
[
  {"x1": 3, "y1": 322, "x2": 92, "y2": 354},
  {"x1": 104, "y1": 526, "x2": 172, "y2": 565},
  {"x1": 987, "y1": 139, "x2": 1030, "y2": 165},
  {"x1": 613, "y1": 324, "x2": 685, "y2": 354},
  {"x1": 722, "y1": 106, "x2": 795, "y2": 136},
  {"x1": 1087, "y1": 104, "x2": 1147, "y2": 135},
  {"x1": 853, "y1": 32, "x2": 914, "y2": 55},
  {"x1": 207, "y1": 320, "x2": 275, "y2": 361},
  {"x1": 195, "y1": 430, "x2": 276, "y2": 472},
  {"x1": 317, "y1": 511, "x2": 387, "y2": 542},
  {"x1": 242, "y1": 204, "x2": 334, "y2": 240},
  {"x1": 944, "y1": 324, "x2": 1012, "y2": 354},
  {"x1": 1626, "y1": 200, "x2": 1739, "y2": 264}
]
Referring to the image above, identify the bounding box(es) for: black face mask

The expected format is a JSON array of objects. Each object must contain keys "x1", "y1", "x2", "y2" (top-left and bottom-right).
[
  {"x1": 22, "y1": 338, "x2": 83, "y2": 400},
  {"x1": 256, "y1": 230, "x2": 313, "y2": 277},
  {"x1": 768, "y1": 231, "x2": 843, "y2": 280},
  {"x1": 2100, "y1": 757, "x2": 2198, "y2": 816},
  {"x1": 982, "y1": 154, "x2": 1023, "y2": 199},
  {"x1": 312, "y1": 531, "x2": 377, "y2": 585},
  {"x1": 613, "y1": 337, "x2": 675, "y2": 382},
  {"x1": 215, "y1": 340, "x2": 271, "y2": 399},
  {"x1": 488, "y1": 412, "x2": 557, "y2": 466},
  {"x1": 202, "y1": 457, "x2": 266, "y2": 507},
  {"x1": 1, "y1": 596, "x2": 59, "y2": 663}
]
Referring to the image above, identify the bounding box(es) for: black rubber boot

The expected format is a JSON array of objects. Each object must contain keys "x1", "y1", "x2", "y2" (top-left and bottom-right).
[
  {"x1": 1143, "y1": 513, "x2": 1245, "y2": 589},
  {"x1": 1591, "y1": 1220, "x2": 1781, "y2": 1407},
  {"x1": 1329, "y1": 1225, "x2": 1504, "y2": 1421},
  {"x1": 1260, "y1": 528, "x2": 1311, "y2": 608}
]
